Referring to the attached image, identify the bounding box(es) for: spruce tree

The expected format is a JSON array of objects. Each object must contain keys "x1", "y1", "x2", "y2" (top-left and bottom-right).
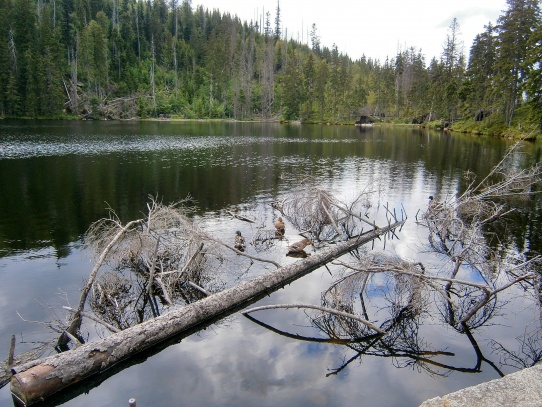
[
  {"x1": 465, "y1": 24, "x2": 497, "y2": 118},
  {"x1": 495, "y1": 0, "x2": 541, "y2": 125}
]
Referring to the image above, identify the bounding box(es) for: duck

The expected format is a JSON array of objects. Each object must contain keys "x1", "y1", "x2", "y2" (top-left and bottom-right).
[
  {"x1": 274, "y1": 216, "x2": 285, "y2": 236},
  {"x1": 428, "y1": 195, "x2": 439, "y2": 210},
  {"x1": 234, "y1": 230, "x2": 246, "y2": 251},
  {"x1": 288, "y1": 238, "x2": 312, "y2": 253}
]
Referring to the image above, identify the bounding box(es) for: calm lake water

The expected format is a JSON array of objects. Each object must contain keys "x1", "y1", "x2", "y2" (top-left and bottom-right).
[{"x1": 0, "y1": 119, "x2": 541, "y2": 406}]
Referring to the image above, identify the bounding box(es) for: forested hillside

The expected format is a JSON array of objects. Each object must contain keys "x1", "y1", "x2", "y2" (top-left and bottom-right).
[{"x1": 0, "y1": 0, "x2": 540, "y2": 129}]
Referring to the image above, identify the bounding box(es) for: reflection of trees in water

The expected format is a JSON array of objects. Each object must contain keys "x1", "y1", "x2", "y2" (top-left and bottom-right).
[
  {"x1": 318, "y1": 253, "x2": 508, "y2": 378},
  {"x1": 491, "y1": 328, "x2": 542, "y2": 369},
  {"x1": 244, "y1": 144, "x2": 542, "y2": 378}
]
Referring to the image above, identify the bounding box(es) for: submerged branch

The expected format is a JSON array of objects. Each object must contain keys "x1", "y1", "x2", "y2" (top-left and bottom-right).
[{"x1": 242, "y1": 304, "x2": 386, "y2": 334}]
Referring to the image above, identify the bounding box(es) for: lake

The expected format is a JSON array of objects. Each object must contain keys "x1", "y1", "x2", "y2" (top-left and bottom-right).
[{"x1": 0, "y1": 119, "x2": 541, "y2": 406}]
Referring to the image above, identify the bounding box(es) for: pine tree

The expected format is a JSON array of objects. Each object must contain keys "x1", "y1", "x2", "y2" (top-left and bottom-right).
[
  {"x1": 0, "y1": 0, "x2": 9, "y2": 114},
  {"x1": 80, "y1": 20, "x2": 109, "y2": 98},
  {"x1": 301, "y1": 52, "x2": 316, "y2": 119},
  {"x1": 280, "y1": 48, "x2": 302, "y2": 120},
  {"x1": 465, "y1": 24, "x2": 497, "y2": 118},
  {"x1": 523, "y1": 19, "x2": 542, "y2": 128},
  {"x1": 494, "y1": 0, "x2": 541, "y2": 125},
  {"x1": 441, "y1": 18, "x2": 465, "y2": 121},
  {"x1": 274, "y1": 0, "x2": 281, "y2": 41},
  {"x1": 310, "y1": 23, "x2": 321, "y2": 55},
  {"x1": 11, "y1": 0, "x2": 36, "y2": 115},
  {"x1": 314, "y1": 58, "x2": 329, "y2": 121}
]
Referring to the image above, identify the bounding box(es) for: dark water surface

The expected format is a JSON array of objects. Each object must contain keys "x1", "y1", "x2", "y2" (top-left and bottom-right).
[{"x1": 0, "y1": 119, "x2": 541, "y2": 406}]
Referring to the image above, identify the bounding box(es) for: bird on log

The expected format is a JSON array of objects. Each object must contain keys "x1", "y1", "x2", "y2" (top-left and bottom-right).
[
  {"x1": 274, "y1": 217, "x2": 285, "y2": 237},
  {"x1": 288, "y1": 238, "x2": 312, "y2": 253},
  {"x1": 234, "y1": 230, "x2": 246, "y2": 251}
]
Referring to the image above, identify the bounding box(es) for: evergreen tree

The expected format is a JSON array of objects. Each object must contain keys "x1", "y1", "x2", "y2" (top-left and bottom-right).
[
  {"x1": 441, "y1": 18, "x2": 465, "y2": 121},
  {"x1": 80, "y1": 20, "x2": 109, "y2": 98},
  {"x1": 0, "y1": 0, "x2": 539, "y2": 129},
  {"x1": 495, "y1": 0, "x2": 540, "y2": 125},
  {"x1": 279, "y1": 48, "x2": 302, "y2": 120},
  {"x1": 11, "y1": 0, "x2": 36, "y2": 115},
  {"x1": 301, "y1": 52, "x2": 316, "y2": 119},
  {"x1": 274, "y1": 0, "x2": 281, "y2": 41},
  {"x1": 0, "y1": 0, "x2": 9, "y2": 114},
  {"x1": 465, "y1": 24, "x2": 497, "y2": 118},
  {"x1": 427, "y1": 57, "x2": 445, "y2": 120},
  {"x1": 523, "y1": 19, "x2": 542, "y2": 128},
  {"x1": 310, "y1": 23, "x2": 320, "y2": 55},
  {"x1": 314, "y1": 58, "x2": 329, "y2": 121}
]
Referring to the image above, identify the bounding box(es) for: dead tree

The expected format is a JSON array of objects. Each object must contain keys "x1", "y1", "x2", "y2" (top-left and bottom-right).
[
  {"x1": 58, "y1": 196, "x2": 270, "y2": 348},
  {"x1": 271, "y1": 180, "x2": 381, "y2": 241},
  {"x1": 242, "y1": 145, "x2": 541, "y2": 377},
  {"x1": 10, "y1": 220, "x2": 404, "y2": 405}
]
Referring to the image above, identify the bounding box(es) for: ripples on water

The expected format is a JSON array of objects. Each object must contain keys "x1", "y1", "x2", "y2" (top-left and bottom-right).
[
  {"x1": 0, "y1": 134, "x2": 360, "y2": 159},
  {"x1": 0, "y1": 121, "x2": 540, "y2": 407}
]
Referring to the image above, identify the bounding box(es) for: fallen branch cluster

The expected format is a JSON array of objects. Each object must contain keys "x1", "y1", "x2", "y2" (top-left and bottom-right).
[
  {"x1": 10, "y1": 219, "x2": 406, "y2": 406},
  {"x1": 271, "y1": 180, "x2": 386, "y2": 242},
  {"x1": 423, "y1": 143, "x2": 540, "y2": 278},
  {"x1": 243, "y1": 144, "x2": 542, "y2": 376},
  {"x1": 57, "y1": 196, "x2": 260, "y2": 348}
]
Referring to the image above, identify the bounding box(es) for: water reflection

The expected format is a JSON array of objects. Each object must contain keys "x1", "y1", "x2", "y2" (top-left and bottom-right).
[
  {"x1": 0, "y1": 120, "x2": 541, "y2": 406},
  {"x1": 243, "y1": 249, "x2": 526, "y2": 381},
  {"x1": 240, "y1": 149, "x2": 542, "y2": 388},
  {"x1": 0, "y1": 120, "x2": 525, "y2": 258}
]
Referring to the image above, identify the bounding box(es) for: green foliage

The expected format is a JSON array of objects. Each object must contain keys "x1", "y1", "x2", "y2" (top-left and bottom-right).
[{"x1": 0, "y1": 0, "x2": 539, "y2": 139}]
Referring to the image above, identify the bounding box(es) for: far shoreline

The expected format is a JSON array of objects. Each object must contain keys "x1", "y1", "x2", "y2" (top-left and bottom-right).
[{"x1": 1, "y1": 115, "x2": 539, "y2": 141}]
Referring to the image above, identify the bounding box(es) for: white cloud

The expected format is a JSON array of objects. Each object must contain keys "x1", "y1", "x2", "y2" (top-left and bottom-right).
[{"x1": 195, "y1": 0, "x2": 507, "y2": 63}]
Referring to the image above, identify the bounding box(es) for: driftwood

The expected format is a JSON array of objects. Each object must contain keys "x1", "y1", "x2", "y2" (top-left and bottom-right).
[
  {"x1": 226, "y1": 210, "x2": 256, "y2": 223},
  {"x1": 10, "y1": 220, "x2": 404, "y2": 406},
  {"x1": 58, "y1": 219, "x2": 144, "y2": 348}
]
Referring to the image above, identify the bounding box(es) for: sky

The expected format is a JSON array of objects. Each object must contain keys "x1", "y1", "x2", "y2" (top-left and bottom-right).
[{"x1": 193, "y1": 0, "x2": 509, "y2": 63}]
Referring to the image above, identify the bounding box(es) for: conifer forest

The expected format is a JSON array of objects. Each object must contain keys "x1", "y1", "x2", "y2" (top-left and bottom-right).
[{"x1": 0, "y1": 0, "x2": 541, "y2": 128}]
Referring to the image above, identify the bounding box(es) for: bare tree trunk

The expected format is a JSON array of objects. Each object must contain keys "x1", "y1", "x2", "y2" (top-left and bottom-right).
[
  {"x1": 150, "y1": 36, "x2": 157, "y2": 116},
  {"x1": 10, "y1": 221, "x2": 403, "y2": 406}
]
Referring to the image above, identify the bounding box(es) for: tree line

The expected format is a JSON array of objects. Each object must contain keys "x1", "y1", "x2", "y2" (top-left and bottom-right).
[{"x1": 0, "y1": 0, "x2": 540, "y2": 129}]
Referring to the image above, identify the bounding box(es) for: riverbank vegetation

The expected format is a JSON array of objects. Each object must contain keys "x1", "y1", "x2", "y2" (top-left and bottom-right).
[{"x1": 0, "y1": 0, "x2": 540, "y2": 138}]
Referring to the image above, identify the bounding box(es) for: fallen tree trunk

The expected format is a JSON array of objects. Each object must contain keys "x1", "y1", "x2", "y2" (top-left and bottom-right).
[{"x1": 10, "y1": 221, "x2": 403, "y2": 406}]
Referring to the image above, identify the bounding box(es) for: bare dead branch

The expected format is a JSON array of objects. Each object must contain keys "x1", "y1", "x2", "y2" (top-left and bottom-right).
[
  {"x1": 242, "y1": 304, "x2": 386, "y2": 334},
  {"x1": 62, "y1": 306, "x2": 120, "y2": 333}
]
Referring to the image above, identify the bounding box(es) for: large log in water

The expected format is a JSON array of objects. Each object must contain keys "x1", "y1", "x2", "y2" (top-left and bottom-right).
[{"x1": 10, "y1": 222, "x2": 403, "y2": 406}]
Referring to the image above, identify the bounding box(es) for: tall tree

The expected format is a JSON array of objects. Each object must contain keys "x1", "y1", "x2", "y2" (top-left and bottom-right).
[
  {"x1": 261, "y1": 36, "x2": 275, "y2": 117},
  {"x1": 494, "y1": 0, "x2": 541, "y2": 125},
  {"x1": 441, "y1": 18, "x2": 465, "y2": 121},
  {"x1": 465, "y1": 24, "x2": 497, "y2": 118},
  {"x1": 314, "y1": 58, "x2": 329, "y2": 121},
  {"x1": 274, "y1": 0, "x2": 281, "y2": 41},
  {"x1": 523, "y1": 18, "x2": 542, "y2": 128},
  {"x1": 264, "y1": 11, "x2": 271, "y2": 37},
  {"x1": 0, "y1": 0, "x2": 9, "y2": 114},
  {"x1": 80, "y1": 19, "x2": 109, "y2": 97},
  {"x1": 280, "y1": 48, "x2": 302, "y2": 120},
  {"x1": 10, "y1": 0, "x2": 36, "y2": 115},
  {"x1": 310, "y1": 23, "x2": 321, "y2": 55},
  {"x1": 301, "y1": 52, "x2": 316, "y2": 119}
]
